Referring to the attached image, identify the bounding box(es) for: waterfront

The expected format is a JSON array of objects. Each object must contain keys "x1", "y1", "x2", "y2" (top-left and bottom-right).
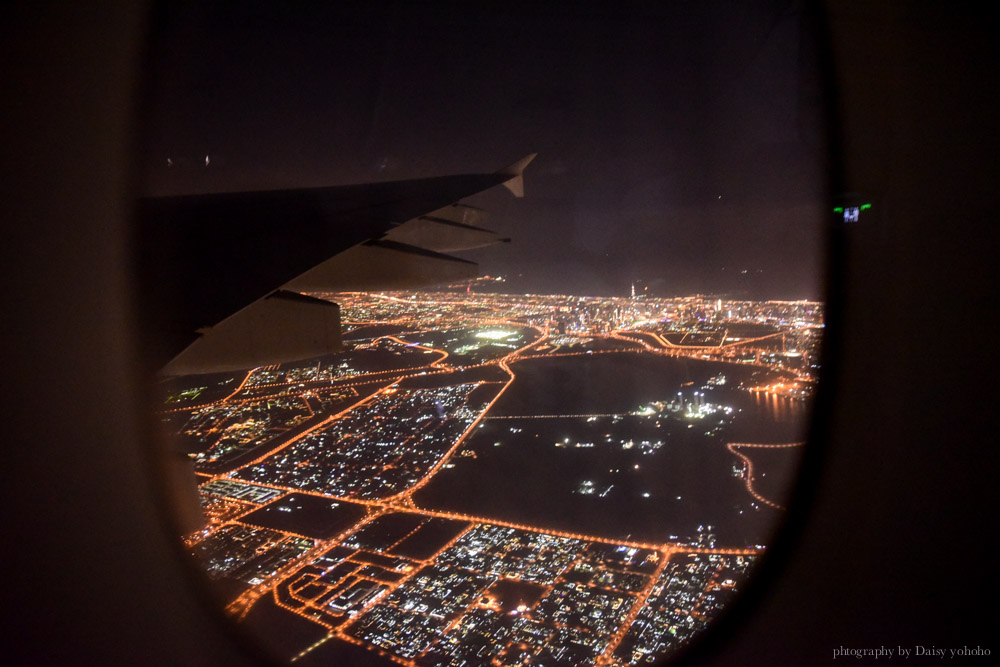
[{"x1": 415, "y1": 353, "x2": 808, "y2": 546}]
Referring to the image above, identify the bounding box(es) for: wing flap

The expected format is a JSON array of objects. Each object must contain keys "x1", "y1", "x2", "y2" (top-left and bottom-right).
[
  {"x1": 283, "y1": 239, "x2": 480, "y2": 293},
  {"x1": 160, "y1": 291, "x2": 342, "y2": 376},
  {"x1": 382, "y1": 204, "x2": 508, "y2": 252}
]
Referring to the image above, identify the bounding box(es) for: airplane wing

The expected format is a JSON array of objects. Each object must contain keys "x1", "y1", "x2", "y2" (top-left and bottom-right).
[{"x1": 136, "y1": 154, "x2": 535, "y2": 375}]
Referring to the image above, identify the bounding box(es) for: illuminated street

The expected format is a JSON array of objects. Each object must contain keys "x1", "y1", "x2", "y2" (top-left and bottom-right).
[{"x1": 161, "y1": 289, "x2": 818, "y2": 665}]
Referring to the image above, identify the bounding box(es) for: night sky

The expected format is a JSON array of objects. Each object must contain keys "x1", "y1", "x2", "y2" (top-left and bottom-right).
[{"x1": 140, "y1": 1, "x2": 828, "y2": 299}]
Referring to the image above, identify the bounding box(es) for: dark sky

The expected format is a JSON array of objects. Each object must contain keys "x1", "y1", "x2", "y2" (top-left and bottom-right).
[{"x1": 140, "y1": 1, "x2": 828, "y2": 299}]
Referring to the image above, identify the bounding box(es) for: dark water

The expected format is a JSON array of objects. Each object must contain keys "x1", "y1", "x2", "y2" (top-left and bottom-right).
[
  {"x1": 414, "y1": 354, "x2": 811, "y2": 547},
  {"x1": 729, "y1": 387, "x2": 810, "y2": 443},
  {"x1": 494, "y1": 354, "x2": 809, "y2": 442}
]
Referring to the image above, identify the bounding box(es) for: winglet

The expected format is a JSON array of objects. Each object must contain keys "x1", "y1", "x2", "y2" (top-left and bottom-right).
[{"x1": 498, "y1": 153, "x2": 537, "y2": 198}]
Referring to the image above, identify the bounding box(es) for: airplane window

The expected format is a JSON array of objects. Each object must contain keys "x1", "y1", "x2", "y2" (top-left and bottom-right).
[{"x1": 139, "y1": 3, "x2": 830, "y2": 665}]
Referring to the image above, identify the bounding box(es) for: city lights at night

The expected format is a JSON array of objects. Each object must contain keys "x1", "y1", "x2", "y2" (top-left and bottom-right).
[
  {"x1": 138, "y1": 3, "x2": 829, "y2": 664},
  {"x1": 5, "y1": 1, "x2": 993, "y2": 664},
  {"x1": 162, "y1": 289, "x2": 817, "y2": 665}
]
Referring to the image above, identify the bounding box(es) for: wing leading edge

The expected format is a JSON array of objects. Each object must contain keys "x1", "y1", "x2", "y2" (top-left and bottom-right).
[{"x1": 142, "y1": 154, "x2": 535, "y2": 376}]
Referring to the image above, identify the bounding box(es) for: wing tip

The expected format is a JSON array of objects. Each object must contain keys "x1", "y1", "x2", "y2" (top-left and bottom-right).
[
  {"x1": 498, "y1": 153, "x2": 537, "y2": 198},
  {"x1": 498, "y1": 153, "x2": 538, "y2": 177}
]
